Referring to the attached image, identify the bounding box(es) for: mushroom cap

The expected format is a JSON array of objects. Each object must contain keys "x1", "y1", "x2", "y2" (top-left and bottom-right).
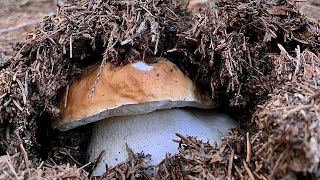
[{"x1": 53, "y1": 57, "x2": 214, "y2": 131}]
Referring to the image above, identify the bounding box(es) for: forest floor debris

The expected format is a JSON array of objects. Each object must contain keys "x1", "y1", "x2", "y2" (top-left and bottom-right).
[{"x1": 0, "y1": 0, "x2": 319, "y2": 179}]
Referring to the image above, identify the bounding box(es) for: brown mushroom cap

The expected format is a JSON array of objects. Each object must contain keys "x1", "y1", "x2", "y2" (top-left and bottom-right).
[{"x1": 53, "y1": 57, "x2": 214, "y2": 131}]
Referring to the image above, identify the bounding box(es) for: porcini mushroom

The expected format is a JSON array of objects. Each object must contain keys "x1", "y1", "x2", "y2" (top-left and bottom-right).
[{"x1": 53, "y1": 57, "x2": 236, "y2": 175}]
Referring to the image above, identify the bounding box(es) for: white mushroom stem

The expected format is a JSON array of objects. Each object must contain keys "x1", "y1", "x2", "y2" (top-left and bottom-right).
[{"x1": 88, "y1": 107, "x2": 236, "y2": 176}]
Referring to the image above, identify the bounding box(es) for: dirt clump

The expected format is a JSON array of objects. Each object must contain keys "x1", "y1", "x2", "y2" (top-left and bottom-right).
[{"x1": 0, "y1": 0, "x2": 319, "y2": 179}]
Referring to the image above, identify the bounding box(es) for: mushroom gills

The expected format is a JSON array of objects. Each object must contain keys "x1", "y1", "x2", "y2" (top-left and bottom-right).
[{"x1": 88, "y1": 107, "x2": 236, "y2": 176}]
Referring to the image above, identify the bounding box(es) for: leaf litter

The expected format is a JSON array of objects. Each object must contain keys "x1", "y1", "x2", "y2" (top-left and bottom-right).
[{"x1": 0, "y1": 0, "x2": 320, "y2": 179}]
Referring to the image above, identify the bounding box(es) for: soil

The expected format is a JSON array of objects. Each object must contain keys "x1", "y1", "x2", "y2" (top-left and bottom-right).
[
  {"x1": 0, "y1": 0, "x2": 57, "y2": 55},
  {"x1": 298, "y1": 0, "x2": 320, "y2": 21},
  {"x1": 0, "y1": 0, "x2": 319, "y2": 179}
]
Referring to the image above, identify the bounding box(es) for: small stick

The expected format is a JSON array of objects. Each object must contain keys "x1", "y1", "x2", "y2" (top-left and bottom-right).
[
  {"x1": 255, "y1": 142, "x2": 269, "y2": 156},
  {"x1": 234, "y1": 165, "x2": 244, "y2": 179},
  {"x1": 115, "y1": 167, "x2": 126, "y2": 179},
  {"x1": 141, "y1": 6, "x2": 154, "y2": 17},
  {"x1": 227, "y1": 149, "x2": 234, "y2": 180},
  {"x1": 166, "y1": 7, "x2": 179, "y2": 19},
  {"x1": 37, "y1": 161, "x2": 44, "y2": 170},
  {"x1": 64, "y1": 149, "x2": 82, "y2": 166},
  {"x1": 243, "y1": 161, "x2": 255, "y2": 180},
  {"x1": 295, "y1": 82, "x2": 315, "y2": 94},
  {"x1": 69, "y1": 35, "x2": 73, "y2": 58},
  {"x1": 307, "y1": 91, "x2": 320, "y2": 101},
  {"x1": 78, "y1": 162, "x2": 92, "y2": 171},
  {"x1": 292, "y1": 46, "x2": 301, "y2": 81},
  {"x1": 0, "y1": 93, "x2": 7, "y2": 100},
  {"x1": 269, "y1": 150, "x2": 286, "y2": 179},
  {"x1": 246, "y1": 132, "x2": 252, "y2": 162},
  {"x1": 5, "y1": 153, "x2": 19, "y2": 179},
  {"x1": 260, "y1": 174, "x2": 268, "y2": 180},
  {"x1": 64, "y1": 84, "x2": 70, "y2": 108},
  {"x1": 175, "y1": 133, "x2": 200, "y2": 150},
  {"x1": 12, "y1": 100, "x2": 23, "y2": 112},
  {"x1": 282, "y1": 104, "x2": 313, "y2": 119},
  {"x1": 20, "y1": 144, "x2": 31, "y2": 177}
]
